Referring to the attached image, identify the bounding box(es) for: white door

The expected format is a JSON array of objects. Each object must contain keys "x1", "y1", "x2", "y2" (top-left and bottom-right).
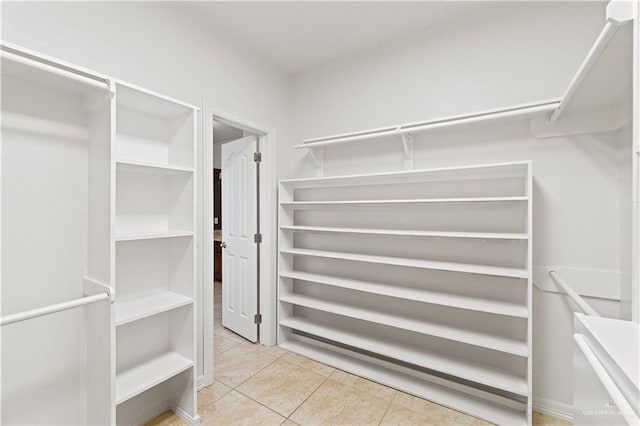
[{"x1": 221, "y1": 135, "x2": 258, "y2": 342}]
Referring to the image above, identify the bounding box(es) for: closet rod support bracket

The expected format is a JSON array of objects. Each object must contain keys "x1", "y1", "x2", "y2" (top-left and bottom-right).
[
  {"x1": 307, "y1": 147, "x2": 324, "y2": 177},
  {"x1": 401, "y1": 132, "x2": 414, "y2": 170}
]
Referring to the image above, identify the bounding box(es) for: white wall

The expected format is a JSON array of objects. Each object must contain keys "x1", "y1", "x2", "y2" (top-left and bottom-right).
[
  {"x1": 285, "y1": 0, "x2": 623, "y2": 416},
  {"x1": 1, "y1": 2, "x2": 290, "y2": 422},
  {"x1": 2, "y1": 0, "x2": 629, "y2": 420}
]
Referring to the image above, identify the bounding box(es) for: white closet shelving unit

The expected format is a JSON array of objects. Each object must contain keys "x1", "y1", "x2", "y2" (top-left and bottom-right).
[
  {"x1": 113, "y1": 82, "x2": 198, "y2": 425},
  {"x1": 1, "y1": 43, "x2": 199, "y2": 426},
  {"x1": 278, "y1": 161, "x2": 533, "y2": 425}
]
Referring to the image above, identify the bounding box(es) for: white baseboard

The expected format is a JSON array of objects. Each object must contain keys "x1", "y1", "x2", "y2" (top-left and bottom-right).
[
  {"x1": 172, "y1": 404, "x2": 201, "y2": 425},
  {"x1": 533, "y1": 397, "x2": 573, "y2": 422}
]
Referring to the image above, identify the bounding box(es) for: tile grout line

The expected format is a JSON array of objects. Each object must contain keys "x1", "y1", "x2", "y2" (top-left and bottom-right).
[
  {"x1": 285, "y1": 372, "x2": 333, "y2": 422},
  {"x1": 377, "y1": 390, "x2": 398, "y2": 426}
]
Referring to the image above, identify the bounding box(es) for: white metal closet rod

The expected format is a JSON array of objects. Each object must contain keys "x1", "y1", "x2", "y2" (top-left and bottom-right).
[
  {"x1": 296, "y1": 99, "x2": 560, "y2": 148},
  {"x1": 0, "y1": 50, "x2": 109, "y2": 91},
  {"x1": 0, "y1": 293, "x2": 110, "y2": 327},
  {"x1": 549, "y1": 271, "x2": 600, "y2": 317}
]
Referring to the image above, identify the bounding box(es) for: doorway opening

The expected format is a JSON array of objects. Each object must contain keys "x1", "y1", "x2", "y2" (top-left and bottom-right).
[
  {"x1": 200, "y1": 100, "x2": 276, "y2": 389},
  {"x1": 212, "y1": 119, "x2": 261, "y2": 344}
]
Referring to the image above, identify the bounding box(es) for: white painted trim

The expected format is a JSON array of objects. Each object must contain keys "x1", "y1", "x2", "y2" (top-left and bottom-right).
[
  {"x1": 199, "y1": 99, "x2": 277, "y2": 388},
  {"x1": 632, "y1": 0, "x2": 640, "y2": 324},
  {"x1": 532, "y1": 397, "x2": 574, "y2": 422},
  {"x1": 172, "y1": 403, "x2": 201, "y2": 426}
]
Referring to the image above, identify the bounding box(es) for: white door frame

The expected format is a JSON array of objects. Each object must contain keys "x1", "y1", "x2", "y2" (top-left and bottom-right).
[{"x1": 198, "y1": 99, "x2": 277, "y2": 388}]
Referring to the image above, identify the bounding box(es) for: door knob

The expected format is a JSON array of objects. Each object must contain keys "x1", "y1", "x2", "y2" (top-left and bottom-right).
[{"x1": 220, "y1": 242, "x2": 227, "y2": 248}]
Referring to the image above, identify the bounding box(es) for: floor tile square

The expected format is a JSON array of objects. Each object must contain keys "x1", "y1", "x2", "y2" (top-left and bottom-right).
[
  {"x1": 289, "y1": 378, "x2": 390, "y2": 425},
  {"x1": 214, "y1": 342, "x2": 278, "y2": 387},
  {"x1": 280, "y1": 352, "x2": 335, "y2": 376},
  {"x1": 198, "y1": 381, "x2": 232, "y2": 412},
  {"x1": 200, "y1": 390, "x2": 285, "y2": 425},
  {"x1": 237, "y1": 358, "x2": 326, "y2": 417}
]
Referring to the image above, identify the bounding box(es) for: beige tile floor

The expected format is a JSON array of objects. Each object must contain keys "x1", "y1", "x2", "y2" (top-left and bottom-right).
[{"x1": 147, "y1": 282, "x2": 571, "y2": 426}]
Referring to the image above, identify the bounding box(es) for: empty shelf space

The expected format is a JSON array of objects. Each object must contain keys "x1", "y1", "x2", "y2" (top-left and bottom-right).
[
  {"x1": 279, "y1": 271, "x2": 528, "y2": 318},
  {"x1": 115, "y1": 230, "x2": 194, "y2": 242},
  {"x1": 279, "y1": 293, "x2": 528, "y2": 356},
  {"x1": 116, "y1": 160, "x2": 194, "y2": 175},
  {"x1": 115, "y1": 292, "x2": 193, "y2": 326},
  {"x1": 280, "y1": 317, "x2": 527, "y2": 395},
  {"x1": 115, "y1": 352, "x2": 193, "y2": 405},
  {"x1": 280, "y1": 248, "x2": 528, "y2": 279},
  {"x1": 281, "y1": 196, "x2": 528, "y2": 208},
  {"x1": 280, "y1": 225, "x2": 528, "y2": 241}
]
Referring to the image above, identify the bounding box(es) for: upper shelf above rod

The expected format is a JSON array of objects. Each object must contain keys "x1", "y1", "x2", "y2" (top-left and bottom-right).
[{"x1": 548, "y1": 0, "x2": 634, "y2": 124}]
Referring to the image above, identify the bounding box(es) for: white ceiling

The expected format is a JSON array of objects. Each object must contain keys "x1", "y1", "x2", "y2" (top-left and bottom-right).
[{"x1": 190, "y1": 2, "x2": 493, "y2": 74}]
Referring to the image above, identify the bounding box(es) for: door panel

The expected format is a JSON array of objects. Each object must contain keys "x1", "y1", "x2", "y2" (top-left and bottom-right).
[{"x1": 221, "y1": 136, "x2": 258, "y2": 342}]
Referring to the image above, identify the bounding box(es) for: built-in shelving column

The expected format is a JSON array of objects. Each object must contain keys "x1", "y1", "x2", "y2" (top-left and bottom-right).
[{"x1": 112, "y1": 83, "x2": 198, "y2": 425}]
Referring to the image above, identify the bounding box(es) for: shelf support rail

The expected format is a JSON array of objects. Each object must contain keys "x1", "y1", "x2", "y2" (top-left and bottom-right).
[
  {"x1": 549, "y1": 270, "x2": 601, "y2": 317},
  {"x1": 0, "y1": 292, "x2": 112, "y2": 327}
]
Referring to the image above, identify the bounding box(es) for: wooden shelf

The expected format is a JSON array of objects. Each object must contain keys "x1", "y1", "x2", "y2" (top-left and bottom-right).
[
  {"x1": 281, "y1": 196, "x2": 527, "y2": 208},
  {"x1": 280, "y1": 225, "x2": 527, "y2": 241},
  {"x1": 280, "y1": 317, "x2": 527, "y2": 395},
  {"x1": 115, "y1": 292, "x2": 193, "y2": 326},
  {"x1": 115, "y1": 352, "x2": 193, "y2": 405},
  {"x1": 280, "y1": 338, "x2": 527, "y2": 426},
  {"x1": 115, "y1": 230, "x2": 194, "y2": 242},
  {"x1": 116, "y1": 160, "x2": 194, "y2": 175},
  {"x1": 116, "y1": 82, "x2": 196, "y2": 119},
  {"x1": 280, "y1": 248, "x2": 528, "y2": 279},
  {"x1": 279, "y1": 270, "x2": 528, "y2": 318},
  {"x1": 279, "y1": 294, "x2": 528, "y2": 356},
  {"x1": 280, "y1": 161, "x2": 531, "y2": 189},
  {"x1": 551, "y1": 21, "x2": 632, "y2": 123}
]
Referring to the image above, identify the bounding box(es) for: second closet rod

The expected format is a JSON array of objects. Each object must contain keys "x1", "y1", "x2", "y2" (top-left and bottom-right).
[{"x1": 0, "y1": 292, "x2": 110, "y2": 327}]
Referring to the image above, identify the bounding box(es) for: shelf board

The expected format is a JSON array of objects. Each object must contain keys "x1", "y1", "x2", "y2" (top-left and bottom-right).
[
  {"x1": 279, "y1": 338, "x2": 527, "y2": 426},
  {"x1": 279, "y1": 293, "x2": 527, "y2": 356},
  {"x1": 115, "y1": 230, "x2": 194, "y2": 242},
  {"x1": 280, "y1": 317, "x2": 527, "y2": 395},
  {"x1": 116, "y1": 82, "x2": 195, "y2": 119},
  {"x1": 551, "y1": 21, "x2": 632, "y2": 123},
  {"x1": 115, "y1": 352, "x2": 193, "y2": 405},
  {"x1": 279, "y1": 270, "x2": 528, "y2": 318},
  {"x1": 280, "y1": 225, "x2": 527, "y2": 241},
  {"x1": 1, "y1": 46, "x2": 109, "y2": 98},
  {"x1": 280, "y1": 248, "x2": 528, "y2": 279},
  {"x1": 115, "y1": 292, "x2": 193, "y2": 326},
  {"x1": 116, "y1": 160, "x2": 194, "y2": 175},
  {"x1": 281, "y1": 196, "x2": 527, "y2": 208},
  {"x1": 280, "y1": 161, "x2": 530, "y2": 189}
]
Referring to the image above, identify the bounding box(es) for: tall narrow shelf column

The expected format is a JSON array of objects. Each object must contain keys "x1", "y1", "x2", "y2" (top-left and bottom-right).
[
  {"x1": 113, "y1": 82, "x2": 198, "y2": 425},
  {"x1": 278, "y1": 161, "x2": 533, "y2": 425}
]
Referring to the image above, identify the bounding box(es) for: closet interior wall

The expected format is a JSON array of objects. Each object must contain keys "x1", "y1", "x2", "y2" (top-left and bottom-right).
[
  {"x1": 1, "y1": 45, "x2": 199, "y2": 426},
  {"x1": 284, "y1": 1, "x2": 635, "y2": 418}
]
